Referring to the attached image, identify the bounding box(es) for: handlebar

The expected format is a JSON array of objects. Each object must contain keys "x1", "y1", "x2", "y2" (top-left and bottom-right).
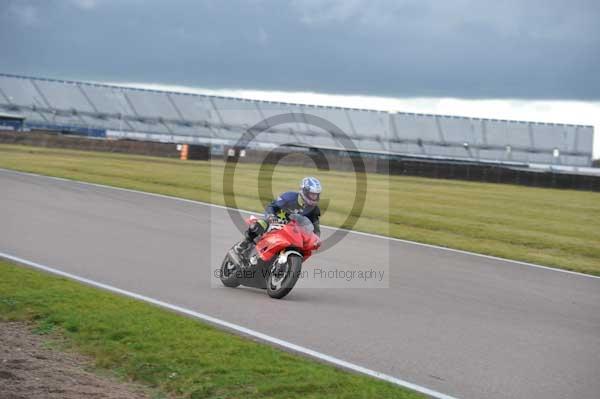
[{"x1": 266, "y1": 222, "x2": 285, "y2": 232}]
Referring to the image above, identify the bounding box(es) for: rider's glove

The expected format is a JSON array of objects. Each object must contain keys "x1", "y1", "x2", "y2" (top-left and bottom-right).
[{"x1": 266, "y1": 214, "x2": 278, "y2": 224}]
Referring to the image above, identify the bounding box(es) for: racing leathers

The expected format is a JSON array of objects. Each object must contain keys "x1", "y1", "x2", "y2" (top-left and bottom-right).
[{"x1": 242, "y1": 191, "x2": 321, "y2": 247}]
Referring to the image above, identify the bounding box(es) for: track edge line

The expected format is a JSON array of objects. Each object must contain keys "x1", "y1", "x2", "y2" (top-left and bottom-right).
[{"x1": 0, "y1": 251, "x2": 458, "y2": 399}]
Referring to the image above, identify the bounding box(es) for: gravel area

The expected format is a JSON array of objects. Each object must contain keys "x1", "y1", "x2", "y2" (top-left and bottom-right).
[{"x1": 0, "y1": 322, "x2": 150, "y2": 399}]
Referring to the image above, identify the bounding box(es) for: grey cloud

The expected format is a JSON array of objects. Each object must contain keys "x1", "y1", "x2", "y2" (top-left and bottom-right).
[{"x1": 0, "y1": 0, "x2": 598, "y2": 99}]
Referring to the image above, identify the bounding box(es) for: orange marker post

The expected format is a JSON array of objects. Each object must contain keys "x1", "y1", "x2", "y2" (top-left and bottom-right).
[{"x1": 180, "y1": 144, "x2": 189, "y2": 160}]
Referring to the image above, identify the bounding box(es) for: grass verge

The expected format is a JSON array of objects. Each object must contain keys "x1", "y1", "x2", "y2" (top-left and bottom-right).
[
  {"x1": 0, "y1": 144, "x2": 599, "y2": 275},
  {"x1": 0, "y1": 259, "x2": 423, "y2": 398}
]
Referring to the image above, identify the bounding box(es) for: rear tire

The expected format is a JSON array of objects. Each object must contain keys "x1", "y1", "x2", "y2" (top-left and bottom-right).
[
  {"x1": 267, "y1": 254, "x2": 302, "y2": 299},
  {"x1": 220, "y1": 254, "x2": 240, "y2": 288}
]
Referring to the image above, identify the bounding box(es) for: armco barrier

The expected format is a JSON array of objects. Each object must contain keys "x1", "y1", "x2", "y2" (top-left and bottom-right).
[
  {"x1": 385, "y1": 158, "x2": 600, "y2": 191},
  {"x1": 0, "y1": 130, "x2": 208, "y2": 159},
  {"x1": 224, "y1": 146, "x2": 600, "y2": 192},
  {"x1": 1, "y1": 130, "x2": 598, "y2": 191}
]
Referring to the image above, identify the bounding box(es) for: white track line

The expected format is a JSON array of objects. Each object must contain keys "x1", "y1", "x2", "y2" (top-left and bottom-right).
[
  {"x1": 0, "y1": 251, "x2": 458, "y2": 399},
  {"x1": 2, "y1": 167, "x2": 598, "y2": 280}
]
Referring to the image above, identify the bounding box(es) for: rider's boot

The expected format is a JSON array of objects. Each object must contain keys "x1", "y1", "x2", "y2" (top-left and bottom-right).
[
  {"x1": 235, "y1": 222, "x2": 262, "y2": 255},
  {"x1": 234, "y1": 237, "x2": 252, "y2": 256}
]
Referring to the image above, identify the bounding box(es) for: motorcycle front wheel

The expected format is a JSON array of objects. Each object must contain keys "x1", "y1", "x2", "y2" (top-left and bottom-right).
[
  {"x1": 220, "y1": 254, "x2": 240, "y2": 288},
  {"x1": 267, "y1": 254, "x2": 302, "y2": 299}
]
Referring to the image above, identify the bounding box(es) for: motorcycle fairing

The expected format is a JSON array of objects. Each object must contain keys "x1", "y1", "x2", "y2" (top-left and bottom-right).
[{"x1": 256, "y1": 222, "x2": 308, "y2": 261}]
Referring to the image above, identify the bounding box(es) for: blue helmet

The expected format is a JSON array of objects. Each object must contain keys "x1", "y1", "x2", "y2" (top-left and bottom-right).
[{"x1": 300, "y1": 177, "x2": 322, "y2": 206}]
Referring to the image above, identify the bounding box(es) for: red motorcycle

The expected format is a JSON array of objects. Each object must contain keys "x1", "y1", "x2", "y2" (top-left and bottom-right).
[{"x1": 220, "y1": 214, "x2": 321, "y2": 299}]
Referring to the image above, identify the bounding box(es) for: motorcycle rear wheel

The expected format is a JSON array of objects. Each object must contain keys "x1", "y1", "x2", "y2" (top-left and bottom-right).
[{"x1": 267, "y1": 254, "x2": 302, "y2": 299}]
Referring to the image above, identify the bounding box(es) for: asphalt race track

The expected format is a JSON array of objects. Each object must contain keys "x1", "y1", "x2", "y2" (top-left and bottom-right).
[{"x1": 1, "y1": 168, "x2": 599, "y2": 399}]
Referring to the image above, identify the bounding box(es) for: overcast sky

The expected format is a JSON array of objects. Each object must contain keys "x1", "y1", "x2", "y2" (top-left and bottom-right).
[
  {"x1": 1, "y1": 0, "x2": 599, "y2": 99},
  {"x1": 1, "y1": 0, "x2": 599, "y2": 156}
]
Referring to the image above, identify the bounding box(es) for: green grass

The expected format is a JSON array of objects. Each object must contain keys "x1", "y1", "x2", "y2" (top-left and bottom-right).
[
  {"x1": 0, "y1": 259, "x2": 422, "y2": 398},
  {"x1": 1, "y1": 144, "x2": 599, "y2": 275}
]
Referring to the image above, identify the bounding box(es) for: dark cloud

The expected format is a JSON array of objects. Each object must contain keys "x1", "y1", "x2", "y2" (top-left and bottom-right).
[{"x1": 1, "y1": 0, "x2": 599, "y2": 99}]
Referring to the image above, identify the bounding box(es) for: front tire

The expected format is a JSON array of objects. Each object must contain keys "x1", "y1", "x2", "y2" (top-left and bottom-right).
[
  {"x1": 220, "y1": 254, "x2": 240, "y2": 288},
  {"x1": 267, "y1": 254, "x2": 302, "y2": 299}
]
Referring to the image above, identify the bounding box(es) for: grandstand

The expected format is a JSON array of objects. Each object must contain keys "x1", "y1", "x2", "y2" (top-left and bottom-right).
[
  {"x1": 0, "y1": 73, "x2": 595, "y2": 170},
  {"x1": 0, "y1": 112, "x2": 25, "y2": 131}
]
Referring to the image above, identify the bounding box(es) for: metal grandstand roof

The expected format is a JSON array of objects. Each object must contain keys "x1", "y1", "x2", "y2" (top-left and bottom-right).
[{"x1": 0, "y1": 73, "x2": 594, "y2": 167}]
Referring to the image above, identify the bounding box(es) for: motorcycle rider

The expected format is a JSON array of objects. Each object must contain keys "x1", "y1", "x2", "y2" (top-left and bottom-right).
[{"x1": 234, "y1": 176, "x2": 322, "y2": 254}]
